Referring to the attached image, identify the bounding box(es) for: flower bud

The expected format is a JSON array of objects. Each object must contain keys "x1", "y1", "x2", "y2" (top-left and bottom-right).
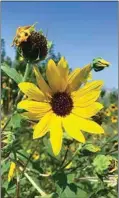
[{"x1": 91, "y1": 57, "x2": 110, "y2": 72}]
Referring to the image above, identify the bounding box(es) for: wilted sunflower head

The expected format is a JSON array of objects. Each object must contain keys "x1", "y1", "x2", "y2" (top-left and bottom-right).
[
  {"x1": 17, "y1": 57, "x2": 105, "y2": 156},
  {"x1": 12, "y1": 23, "x2": 48, "y2": 62}
]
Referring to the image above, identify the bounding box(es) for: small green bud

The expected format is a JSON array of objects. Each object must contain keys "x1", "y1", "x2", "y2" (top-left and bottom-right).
[{"x1": 91, "y1": 57, "x2": 110, "y2": 72}]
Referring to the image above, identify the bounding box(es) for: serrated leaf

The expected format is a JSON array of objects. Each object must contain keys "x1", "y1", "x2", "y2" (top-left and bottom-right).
[
  {"x1": 1, "y1": 64, "x2": 23, "y2": 84},
  {"x1": 93, "y1": 154, "x2": 112, "y2": 174}
]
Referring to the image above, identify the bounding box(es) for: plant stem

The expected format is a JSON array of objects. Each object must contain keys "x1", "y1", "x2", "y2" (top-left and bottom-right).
[
  {"x1": 15, "y1": 62, "x2": 32, "y2": 104},
  {"x1": 21, "y1": 140, "x2": 40, "y2": 174},
  {"x1": 16, "y1": 170, "x2": 20, "y2": 198},
  {"x1": 62, "y1": 147, "x2": 80, "y2": 170},
  {"x1": 22, "y1": 170, "x2": 47, "y2": 196},
  {"x1": 23, "y1": 62, "x2": 31, "y2": 81},
  {"x1": 60, "y1": 146, "x2": 69, "y2": 168}
]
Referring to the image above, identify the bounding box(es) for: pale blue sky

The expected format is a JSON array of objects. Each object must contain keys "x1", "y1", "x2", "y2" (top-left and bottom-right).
[{"x1": 1, "y1": 2, "x2": 118, "y2": 89}]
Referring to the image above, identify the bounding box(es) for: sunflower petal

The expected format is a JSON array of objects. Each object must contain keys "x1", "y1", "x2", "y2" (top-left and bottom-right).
[
  {"x1": 46, "y1": 59, "x2": 64, "y2": 92},
  {"x1": 21, "y1": 112, "x2": 44, "y2": 120},
  {"x1": 68, "y1": 64, "x2": 91, "y2": 92},
  {"x1": 73, "y1": 102, "x2": 103, "y2": 118},
  {"x1": 73, "y1": 115, "x2": 104, "y2": 134},
  {"x1": 62, "y1": 114, "x2": 85, "y2": 143},
  {"x1": 49, "y1": 114, "x2": 63, "y2": 156},
  {"x1": 33, "y1": 111, "x2": 52, "y2": 139},
  {"x1": 57, "y1": 57, "x2": 69, "y2": 80},
  {"x1": 18, "y1": 82, "x2": 46, "y2": 102},
  {"x1": 33, "y1": 66, "x2": 52, "y2": 97},
  {"x1": 73, "y1": 91, "x2": 101, "y2": 107},
  {"x1": 17, "y1": 100, "x2": 51, "y2": 114},
  {"x1": 67, "y1": 68, "x2": 81, "y2": 92},
  {"x1": 73, "y1": 80, "x2": 104, "y2": 98},
  {"x1": 72, "y1": 80, "x2": 104, "y2": 106},
  {"x1": 8, "y1": 162, "x2": 16, "y2": 182}
]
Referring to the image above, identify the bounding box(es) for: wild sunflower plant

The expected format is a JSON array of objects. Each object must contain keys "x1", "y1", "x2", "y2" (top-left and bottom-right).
[{"x1": 1, "y1": 23, "x2": 118, "y2": 198}]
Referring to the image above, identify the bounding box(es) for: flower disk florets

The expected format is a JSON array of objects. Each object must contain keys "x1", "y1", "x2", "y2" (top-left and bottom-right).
[{"x1": 51, "y1": 92, "x2": 73, "y2": 117}]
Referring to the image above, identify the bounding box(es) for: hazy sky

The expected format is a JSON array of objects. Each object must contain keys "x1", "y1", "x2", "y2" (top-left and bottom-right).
[{"x1": 1, "y1": 2, "x2": 118, "y2": 89}]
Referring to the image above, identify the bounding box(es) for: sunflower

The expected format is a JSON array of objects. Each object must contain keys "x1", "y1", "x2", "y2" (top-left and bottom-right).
[
  {"x1": 105, "y1": 108, "x2": 111, "y2": 117},
  {"x1": 17, "y1": 57, "x2": 104, "y2": 155},
  {"x1": 110, "y1": 104, "x2": 117, "y2": 112},
  {"x1": 32, "y1": 151, "x2": 40, "y2": 160},
  {"x1": 111, "y1": 116, "x2": 118, "y2": 123}
]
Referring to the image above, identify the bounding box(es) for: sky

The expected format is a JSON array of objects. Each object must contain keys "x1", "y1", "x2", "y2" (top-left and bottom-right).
[{"x1": 1, "y1": 1, "x2": 118, "y2": 89}]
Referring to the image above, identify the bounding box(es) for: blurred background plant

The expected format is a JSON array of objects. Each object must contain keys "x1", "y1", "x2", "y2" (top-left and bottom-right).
[{"x1": 1, "y1": 37, "x2": 118, "y2": 198}]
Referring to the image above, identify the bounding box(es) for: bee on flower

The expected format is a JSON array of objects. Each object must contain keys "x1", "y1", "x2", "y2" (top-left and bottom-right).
[{"x1": 17, "y1": 57, "x2": 105, "y2": 156}]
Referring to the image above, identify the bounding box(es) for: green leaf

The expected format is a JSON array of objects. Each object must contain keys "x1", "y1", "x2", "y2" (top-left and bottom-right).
[
  {"x1": 35, "y1": 193, "x2": 58, "y2": 198},
  {"x1": 60, "y1": 184, "x2": 88, "y2": 198},
  {"x1": 9, "y1": 113, "x2": 22, "y2": 129},
  {"x1": 47, "y1": 41, "x2": 53, "y2": 49},
  {"x1": 1, "y1": 187, "x2": 6, "y2": 198},
  {"x1": 93, "y1": 154, "x2": 112, "y2": 174},
  {"x1": 83, "y1": 143, "x2": 101, "y2": 153},
  {"x1": 1, "y1": 160, "x2": 10, "y2": 175},
  {"x1": 1, "y1": 64, "x2": 23, "y2": 84},
  {"x1": 53, "y1": 171, "x2": 67, "y2": 194}
]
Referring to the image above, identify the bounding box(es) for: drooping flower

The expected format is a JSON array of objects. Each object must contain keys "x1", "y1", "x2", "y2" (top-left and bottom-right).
[
  {"x1": 17, "y1": 57, "x2": 104, "y2": 155},
  {"x1": 12, "y1": 23, "x2": 48, "y2": 62}
]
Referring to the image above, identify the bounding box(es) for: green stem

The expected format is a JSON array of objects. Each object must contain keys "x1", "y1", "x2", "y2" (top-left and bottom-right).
[
  {"x1": 62, "y1": 147, "x2": 80, "y2": 170},
  {"x1": 15, "y1": 62, "x2": 32, "y2": 105},
  {"x1": 23, "y1": 62, "x2": 31, "y2": 82},
  {"x1": 23, "y1": 171, "x2": 47, "y2": 196},
  {"x1": 21, "y1": 140, "x2": 39, "y2": 174}
]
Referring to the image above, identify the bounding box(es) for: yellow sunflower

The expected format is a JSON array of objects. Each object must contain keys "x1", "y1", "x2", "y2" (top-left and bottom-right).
[
  {"x1": 111, "y1": 116, "x2": 118, "y2": 123},
  {"x1": 17, "y1": 57, "x2": 104, "y2": 155},
  {"x1": 32, "y1": 151, "x2": 40, "y2": 160},
  {"x1": 110, "y1": 104, "x2": 117, "y2": 112},
  {"x1": 105, "y1": 108, "x2": 111, "y2": 117}
]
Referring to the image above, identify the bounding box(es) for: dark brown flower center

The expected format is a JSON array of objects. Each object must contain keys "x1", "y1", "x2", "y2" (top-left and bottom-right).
[{"x1": 51, "y1": 92, "x2": 73, "y2": 117}]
